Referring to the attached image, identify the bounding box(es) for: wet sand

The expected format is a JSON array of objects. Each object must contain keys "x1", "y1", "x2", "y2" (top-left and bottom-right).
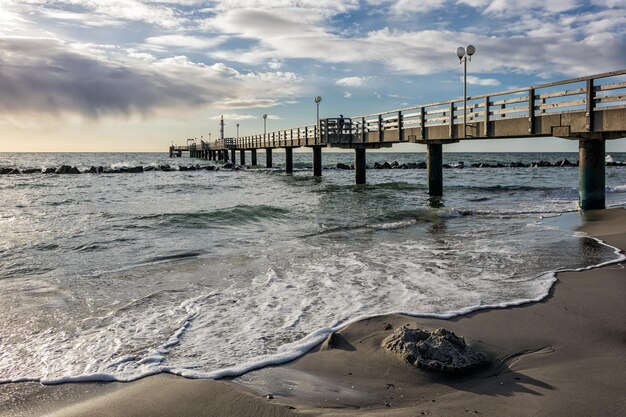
[{"x1": 1, "y1": 208, "x2": 625, "y2": 417}]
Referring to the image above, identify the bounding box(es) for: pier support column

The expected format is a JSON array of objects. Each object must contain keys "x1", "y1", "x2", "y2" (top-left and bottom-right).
[
  {"x1": 240, "y1": 150, "x2": 246, "y2": 166},
  {"x1": 266, "y1": 148, "x2": 273, "y2": 168},
  {"x1": 427, "y1": 143, "x2": 443, "y2": 196},
  {"x1": 312, "y1": 146, "x2": 322, "y2": 177},
  {"x1": 355, "y1": 147, "x2": 366, "y2": 184},
  {"x1": 251, "y1": 149, "x2": 257, "y2": 166},
  {"x1": 169, "y1": 146, "x2": 174, "y2": 158},
  {"x1": 231, "y1": 149, "x2": 236, "y2": 165},
  {"x1": 223, "y1": 150, "x2": 229, "y2": 162},
  {"x1": 285, "y1": 147, "x2": 294, "y2": 173},
  {"x1": 579, "y1": 140, "x2": 605, "y2": 210}
]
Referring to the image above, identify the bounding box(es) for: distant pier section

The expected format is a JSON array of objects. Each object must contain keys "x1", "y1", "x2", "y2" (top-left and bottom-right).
[{"x1": 171, "y1": 70, "x2": 626, "y2": 210}]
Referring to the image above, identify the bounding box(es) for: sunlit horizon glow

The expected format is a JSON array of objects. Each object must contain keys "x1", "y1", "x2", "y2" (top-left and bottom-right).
[{"x1": 0, "y1": 0, "x2": 625, "y2": 152}]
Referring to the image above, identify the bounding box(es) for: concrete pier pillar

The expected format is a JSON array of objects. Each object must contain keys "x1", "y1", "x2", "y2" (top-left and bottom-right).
[
  {"x1": 355, "y1": 147, "x2": 366, "y2": 184},
  {"x1": 240, "y1": 150, "x2": 246, "y2": 166},
  {"x1": 169, "y1": 146, "x2": 174, "y2": 158},
  {"x1": 579, "y1": 140, "x2": 605, "y2": 210},
  {"x1": 251, "y1": 149, "x2": 257, "y2": 166},
  {"x1": 313, "y1": 146, "x2": 322, "y2": 177},
  {"x1": 224, "y1": 149, "x2": 229, "y2": 162},
  {"x1": 266, "y1": 148, "x2": 273, "y2": 168},
  {"x1": 285, "y1": 147, "x2": 293, "y2": 173},
  {"x1": 231, "y1": 149, "x2": 236, "y2": 165},
  {"x1": 427, "y1": 143, "x2": 443, "y2": 196}
]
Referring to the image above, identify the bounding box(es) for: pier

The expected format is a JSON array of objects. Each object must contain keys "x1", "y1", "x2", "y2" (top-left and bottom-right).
[{"x1": 171, "y1": 70, "x2": 626, "y2": 210}]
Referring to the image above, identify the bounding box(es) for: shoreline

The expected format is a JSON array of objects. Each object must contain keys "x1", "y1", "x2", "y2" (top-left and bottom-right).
[{"x1": 1, "y1": 208, "x2": 625, "y2": 416}]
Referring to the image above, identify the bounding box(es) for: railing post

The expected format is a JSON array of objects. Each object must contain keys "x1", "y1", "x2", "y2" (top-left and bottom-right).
[
  {"x1": 361, "y1": 117, "x2": 366, "y2": 143},
  {"x1": 528, "y1": 88, "x2": 535, "y2": 134},
  {"x1": 483, "y1": 97, "x2": 490, "y2": 137},
  {"x1": 449, "y1": 101, "x2": 455, "y2": 138},
  {"x1": 586, "y1": 78, "x2": 594, "y2": 132},
  {"x1": 420, "y1": 107, "x2": 426, "y2": 140}
]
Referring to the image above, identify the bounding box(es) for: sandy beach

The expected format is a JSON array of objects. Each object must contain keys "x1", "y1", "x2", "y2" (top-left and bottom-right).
[{"x1": 1, "y1": 208, "x2": 624, "y2": 417}]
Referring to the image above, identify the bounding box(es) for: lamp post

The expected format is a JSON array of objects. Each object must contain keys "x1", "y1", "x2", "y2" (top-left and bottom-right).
[
  {"x1": 314, "y1": 96, "x2": 322, "y2": 141},
  {"x1": 236, "y1": 123, "x2": 240, "y2": 139},
  {"x1": 456, "y1": 44, "x2": 475, "y2": 138},
  {"x1": 263, "y1": 114, "x2": 267, "y2": 144}
]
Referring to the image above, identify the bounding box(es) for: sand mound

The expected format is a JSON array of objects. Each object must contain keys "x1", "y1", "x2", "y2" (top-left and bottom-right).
[{"x1": 383, "y1": 326, "x2": 488, "y2": 373}]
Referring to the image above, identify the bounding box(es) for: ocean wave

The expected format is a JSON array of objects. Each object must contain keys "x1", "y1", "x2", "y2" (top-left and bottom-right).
[
  {"x1": 136, "y1": 205, "x2": 292, "y2": 228},
  {"x1": 607, "y1": 184, "x2": 626, "y2": 193}
]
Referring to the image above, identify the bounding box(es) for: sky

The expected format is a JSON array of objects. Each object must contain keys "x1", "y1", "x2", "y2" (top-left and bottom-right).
[{"x1": 0, "y1": 0, "x2": 625, "y2": 152}]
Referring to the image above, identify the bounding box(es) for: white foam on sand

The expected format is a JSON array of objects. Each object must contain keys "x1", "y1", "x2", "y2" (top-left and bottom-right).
[{"x1": 0, "y1": 223, "x2": 623, "y2": 385}]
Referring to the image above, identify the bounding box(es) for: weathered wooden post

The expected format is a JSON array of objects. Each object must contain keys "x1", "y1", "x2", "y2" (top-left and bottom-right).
[
  {"x1": 266, "y1": 148, "x2": 273, "y2": 168},
  {"x1": 251, "y1": 149, "x2": 257, "y2": 166},
  {"x1": 355, "y1": 147, "x2": 366, "y2": 184},
  {"x1": 312, "y1": 146, "x2": 322, "y2": 177},
  {"x1": 231, "y1": 149, "x2": 236, "y2": 165},
  {"x1": 579, "y1": 140, "x2": 605, "y2": 210},
  {"x1": 240, "y1": 149, "x2": 246, "y2": 166},
  {"x1": 427, "y1": 143, "x2": 443, "y2": 196},
  {"x1": 285, "y1": 147, "x2": 293, "y2": 173}
]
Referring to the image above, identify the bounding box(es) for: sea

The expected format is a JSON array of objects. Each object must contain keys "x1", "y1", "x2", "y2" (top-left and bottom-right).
[{"x1": 0, "y1": 151, "x2": 625, "y2": 384}]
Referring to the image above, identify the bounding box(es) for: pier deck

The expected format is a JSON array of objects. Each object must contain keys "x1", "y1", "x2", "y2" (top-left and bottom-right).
[{"x1": 171, "y1": 69, "x2": 626, "y2": 210}]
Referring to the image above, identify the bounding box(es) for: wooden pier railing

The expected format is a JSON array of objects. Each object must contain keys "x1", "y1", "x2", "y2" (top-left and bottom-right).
[{"x1": 171, "y1": 69, "x2": 626, "y2": 210}]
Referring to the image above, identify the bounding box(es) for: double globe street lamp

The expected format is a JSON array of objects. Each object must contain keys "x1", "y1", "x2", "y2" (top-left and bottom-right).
[
  {"x1": 456, "y1": 45, "x2": 476, "y2": 138},
  {"x1": 314, "y1": 96, "x2": 322, "y2": 140}
]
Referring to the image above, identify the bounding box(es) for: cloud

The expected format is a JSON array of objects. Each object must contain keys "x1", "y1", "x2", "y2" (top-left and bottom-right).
[
  {"x1": 145, "y1": 35, "x2": 225, "y2": 50},
  {"x1": 335, "y1": 76, "x2": 374, "y2": 87},
  {"x1": 203, "y1": 5, "x2": 626, "y2": 78},
  {"x1": 209, "y1": 114, "x2": 258, "y2": 120},
  {"x1": 366, "y1": 0, "x2": 447, "y2": 14},
  {"x1": 0, "y1": 37, "x2": 302, "y2": 119},
  {"x1": 344, "y1": 92, "x2": 353, "y2": 98},
  {"x1": 464, "y1": 76, "x2": 500, "y2": 86}
]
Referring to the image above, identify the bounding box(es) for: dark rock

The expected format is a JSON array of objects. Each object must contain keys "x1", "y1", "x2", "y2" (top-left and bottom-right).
[
  {"x1": 222, "y1": 162, "x2": 234, "y2": 169},
  {"x1": 383, "y1": 326, "x2": 488, "y2": 373},
  {"x1": 442, "y1": 164, "x2": 451, "y2": 169},
  {"x1": 510, "y1": 161, "x2": 528, "y2": 168},
  {"x1": 22, "y1": 168, "x2": 41, "y2": 174},
  {"x1": 179, "y1": 166, "x2": 190, "y2": 171},
  {"x1": 204, "y1": 165, "x2": 216, "y2": 171},
  {"x1": 86, "y1": 166, "x2": 99, "y2": 174},
  {"x1": 337, "y1": 163, "x2": 351, "y2": 170},
  {"x1": 532, "y1": 160, "x2": 552, "y2": 167},
  {"x1": 129, "y1": 166, "x2": 144, "y2": 173},
  {"x1": 69, "y1": 167, "x2": 81, "y2": 174},
  {"x1": 8, "y1": 168, "x2": 21, "y2": 174},
  {"x1": 496, "y1": 163, "x2": 505, "y2": 168},
  {"x1": 381, "y1": 161, "x2": 392, "y2": 169},
  {"x1": 43, "y1": 167, "x2": 56, "y2": 174},
  {"x1": 556, "y1": 159, "x2": 574, "y2": 167},
  {"x1": 416, "y1": 162, "x2": 427, "y2": 169},
  {"x1": 390, "y1": 161, "x2": 400, "y2": 169},
  {"x1": 160, "y1": 164, "x2": 173, "y2": 172},
  {"x1": 406, "y1": 162, "x2": 417, "y2": 169},
  {"x1": 456, "y1": 161, "x2": 465, "y2": 169},
  {"x1": 144, "y1": 166, "x2": 156, "y2": 171},
  {"x1": 374, "y1": 162, "x2": 383, "y2": 169},
  {"x1": 0, "y1": 168, "x2": 12, "y2": 174},
  {"x1": 55, "y1": 165, "x2": 72, "y2": 174}
]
